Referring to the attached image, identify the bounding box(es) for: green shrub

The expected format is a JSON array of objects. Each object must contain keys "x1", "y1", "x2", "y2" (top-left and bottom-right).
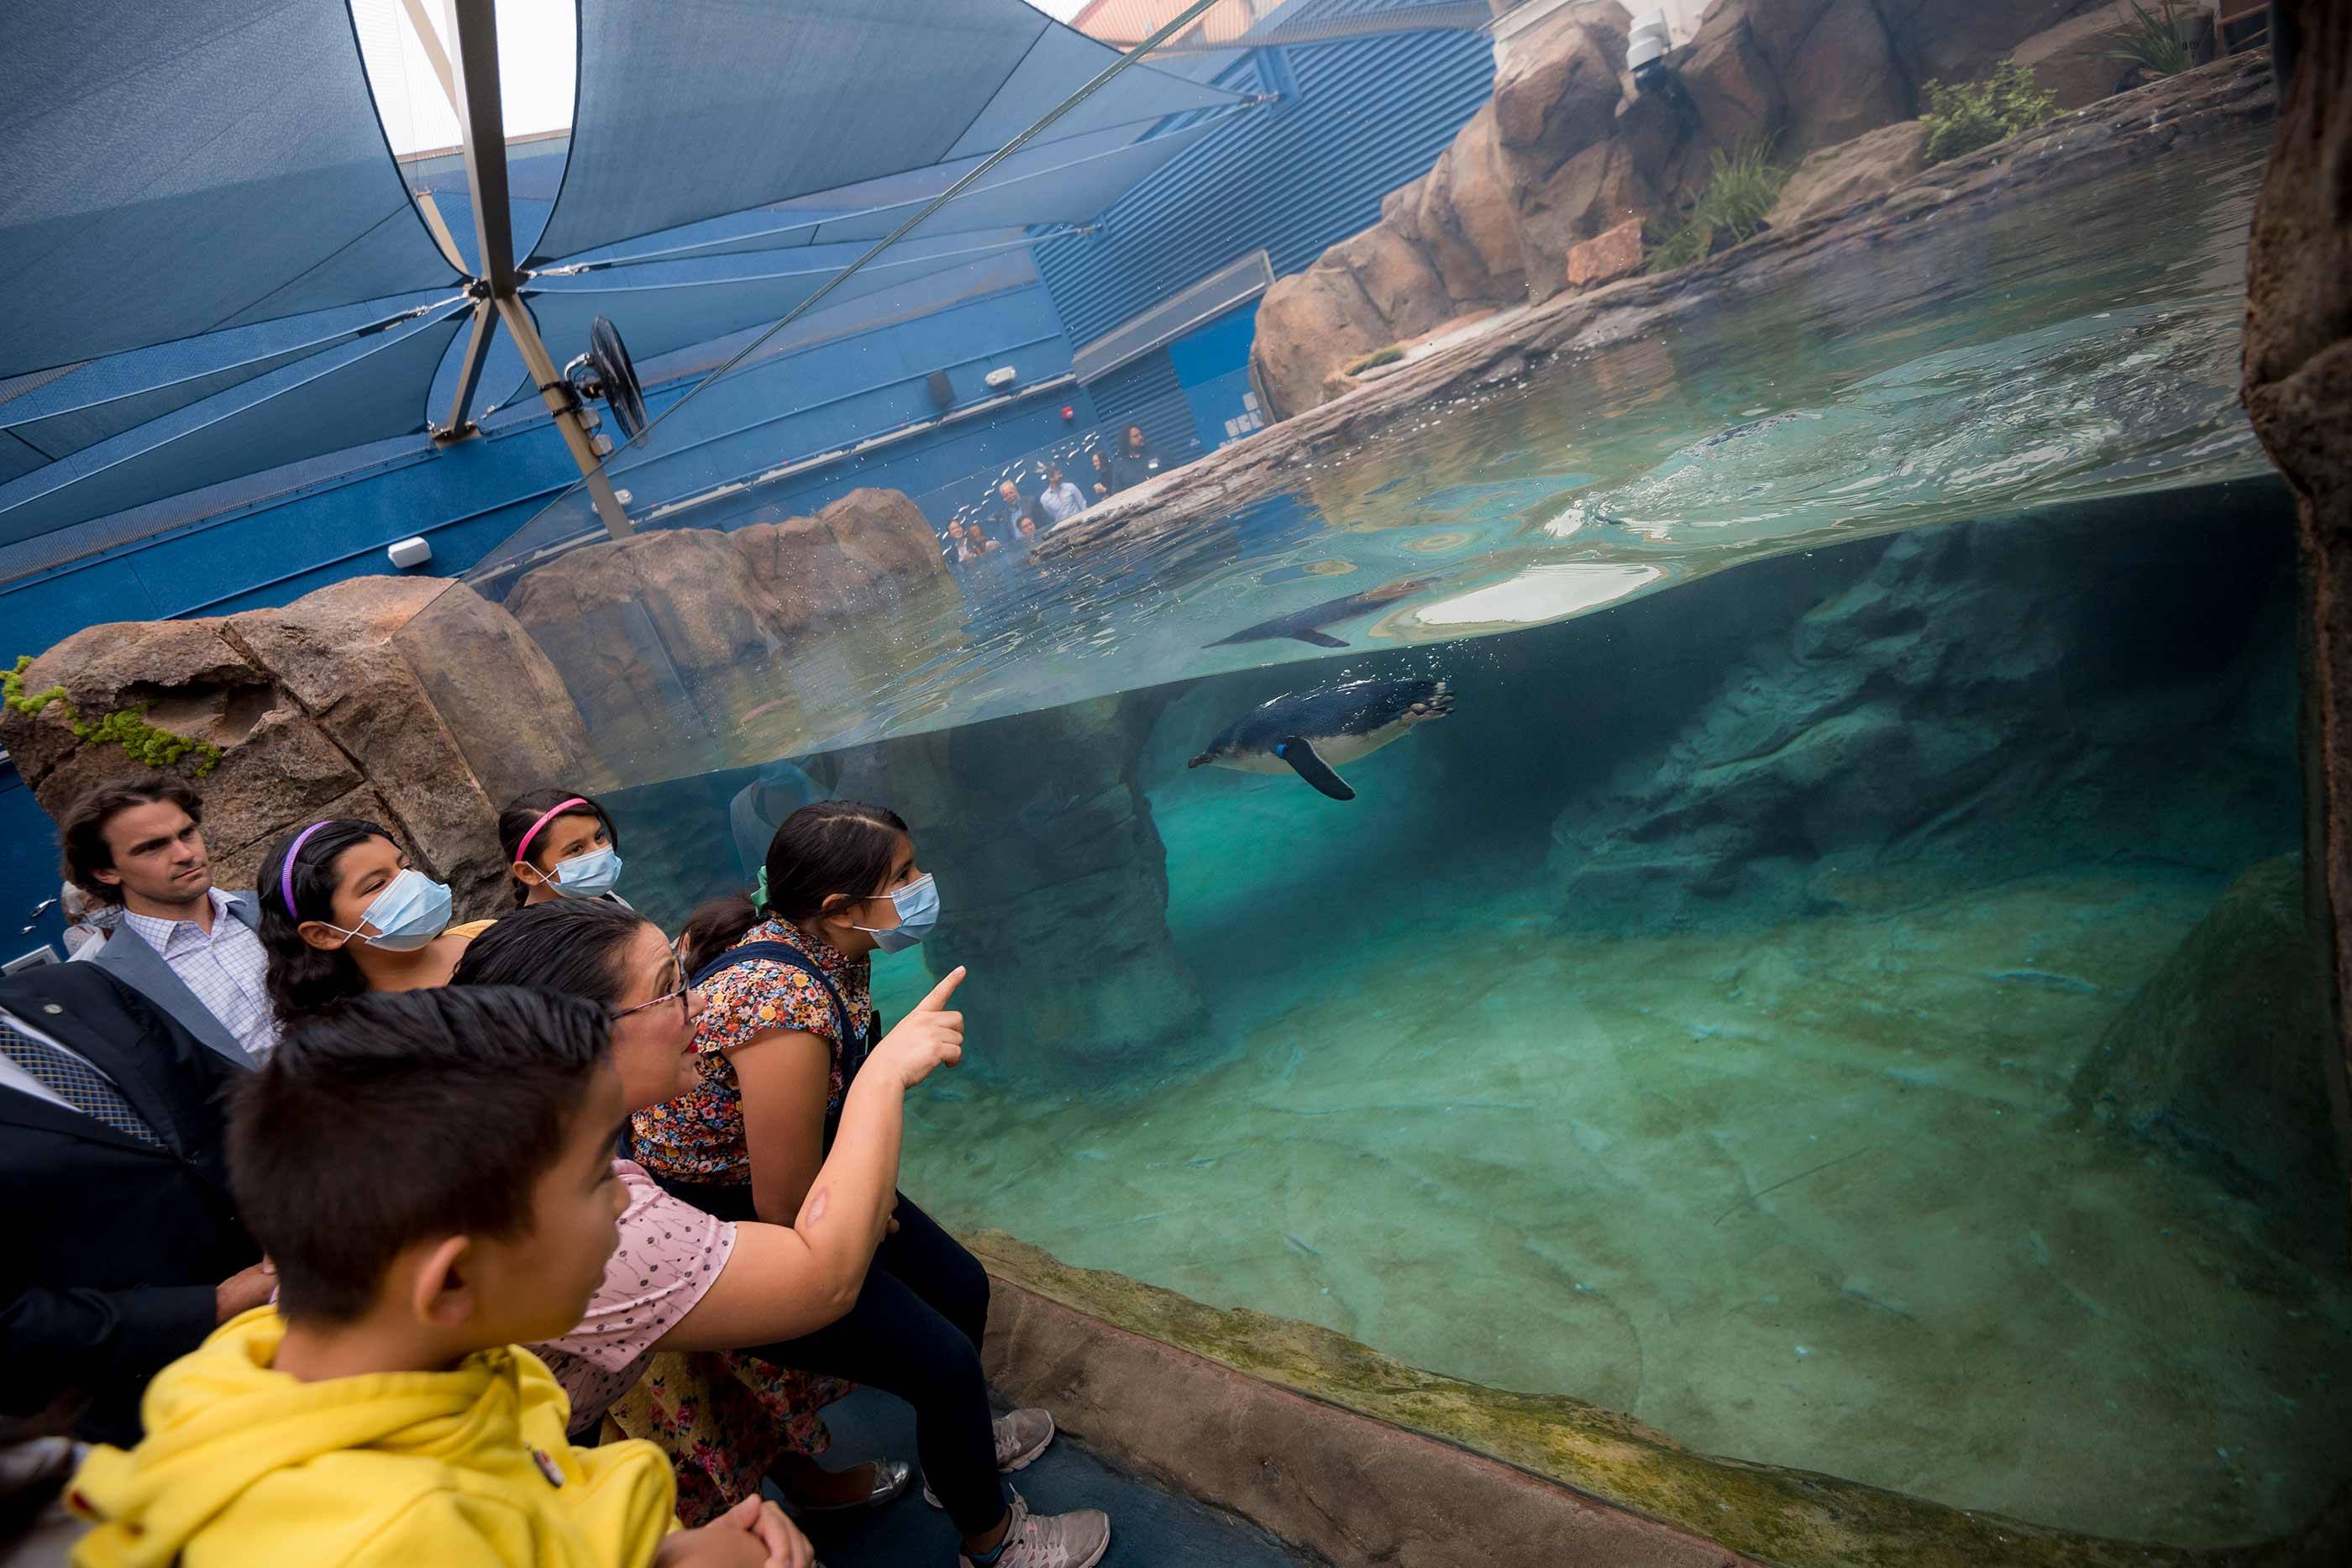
[
  {"x1": 2, "y1": 654, "x2": 223, "y2": 776},
  {"x1": 1644, "y1": 141, "x2": 1789, "y2": 275},
  {"x1": 1345, "y1": 344, "x2": 1405, "y2": 375},
  {"x1": 2106, "y1": 0, "x2": 2193, "y2": 77},
  {"x1": 1921, "y1": 60, "x2": 2061, "y2": 165}
]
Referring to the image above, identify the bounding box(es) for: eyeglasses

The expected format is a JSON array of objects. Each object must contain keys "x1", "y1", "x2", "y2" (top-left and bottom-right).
[{"x1": 612, "y1": 965, "x2": 696, "y2": 1022}]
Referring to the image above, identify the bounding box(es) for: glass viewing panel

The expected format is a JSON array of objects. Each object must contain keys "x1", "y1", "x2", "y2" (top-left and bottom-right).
[{"x1": 391, "y1": 17, "x2": 2349, "y2": 1553}]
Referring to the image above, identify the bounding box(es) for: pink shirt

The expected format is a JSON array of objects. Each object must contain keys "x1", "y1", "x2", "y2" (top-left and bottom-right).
[{"x1": 532, "y1": 1159, "x2": 736, "y2": 1433}]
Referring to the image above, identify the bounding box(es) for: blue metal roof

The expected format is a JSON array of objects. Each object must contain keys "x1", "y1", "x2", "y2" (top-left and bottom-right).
[{"x1": 1036, "y1": 24, "x2": 1495, "y2": 347}]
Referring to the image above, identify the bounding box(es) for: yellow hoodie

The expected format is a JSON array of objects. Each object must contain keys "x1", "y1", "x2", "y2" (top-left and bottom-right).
[{"x1": 68, "y1": 1308, "x2": 678, "y2": 1568}]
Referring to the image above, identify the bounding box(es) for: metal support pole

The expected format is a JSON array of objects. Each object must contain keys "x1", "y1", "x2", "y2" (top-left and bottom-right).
[
  {"x1": 498, "y1": 294, "x2": 633, "y2": 538},
  {"x1": 438, "y1": 0, "x2": 632, "y2": 536},
  {"x1": 437, "y1": 295, "x2": 496, "y2": 440}
]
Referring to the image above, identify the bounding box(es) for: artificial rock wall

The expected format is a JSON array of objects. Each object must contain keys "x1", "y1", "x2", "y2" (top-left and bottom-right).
[
  {"x1": 2240, "y1": 0, "x2": 2352, "y2": 1245},
  {"x1": 1250, "y1": 0, "x2": 2124, "y2": 415}
]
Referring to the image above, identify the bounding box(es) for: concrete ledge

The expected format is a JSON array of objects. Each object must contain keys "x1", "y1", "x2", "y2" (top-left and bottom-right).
[{"x1": 969, "y1": 1233, "x2": 2352, "y2": 1568}]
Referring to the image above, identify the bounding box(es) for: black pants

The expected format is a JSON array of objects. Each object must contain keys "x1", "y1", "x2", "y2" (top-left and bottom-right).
[{"x1": 656, "y1": 1179, "x2": 1006, "y2": 1534}]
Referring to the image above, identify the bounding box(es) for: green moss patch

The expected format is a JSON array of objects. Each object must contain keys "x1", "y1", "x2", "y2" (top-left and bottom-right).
[{"x1": 968, "y1": 1231, "x2": 2344, "y2": 1568}]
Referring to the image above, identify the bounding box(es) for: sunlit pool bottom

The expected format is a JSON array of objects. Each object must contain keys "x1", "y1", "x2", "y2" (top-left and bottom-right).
[{"x1": 854, "y1": 501, "x2": 2352, "y2": 1550}]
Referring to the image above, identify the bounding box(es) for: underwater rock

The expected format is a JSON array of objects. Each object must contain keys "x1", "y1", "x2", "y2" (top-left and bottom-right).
[
  {"x1": 832, "y1": 695, "x2": 1208, "y2": 1077},
  {"x1": 1546, "y1": 501, "x2": 2296, "y2": 931},
  {"x1": 2076, "y1": 856, "x2": 2340, "y2": 1234},
  {"x1": 1, "y1": 576, "x2": 589, "y2": 916},
  {"x1": 2242, "y1": 0, "x2": 2352, "y2": 1238}
]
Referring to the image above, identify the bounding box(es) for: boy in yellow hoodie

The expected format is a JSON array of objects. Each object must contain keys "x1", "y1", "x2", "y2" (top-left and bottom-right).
[{"x1": 66, "y1": 986, "x2": 810, "y2": 1568}]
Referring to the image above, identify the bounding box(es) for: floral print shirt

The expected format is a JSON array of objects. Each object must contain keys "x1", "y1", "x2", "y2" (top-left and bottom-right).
[{"x1": 630, "y1": 918, "x2": 873, "y2": 1183}]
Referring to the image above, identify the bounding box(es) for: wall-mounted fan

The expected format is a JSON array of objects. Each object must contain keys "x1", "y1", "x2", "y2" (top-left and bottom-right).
[{"x1": 564, "y1": 316, "x2": 649, "y2": 443}]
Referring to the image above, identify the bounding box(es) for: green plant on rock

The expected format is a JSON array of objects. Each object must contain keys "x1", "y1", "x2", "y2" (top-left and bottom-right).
[
  {"x1": 2, "y1": 654, "x2": 223, "y2": 777},
  {"x1": 1920, "y1": 60, "x2": 2061, "y2": 165},
  {"x1": 3, "y1": 654, "x2": 68, "y2": 717},
  {"x1": 1346, "y1": 344, "x2": 1405, "y2": 375},
  {"x1": 2106, "y1": 0, "x2": 2193, "y2": 77},
  {"x1": 1643, "y1": 140, "x2": 1789, "y2": 275}
]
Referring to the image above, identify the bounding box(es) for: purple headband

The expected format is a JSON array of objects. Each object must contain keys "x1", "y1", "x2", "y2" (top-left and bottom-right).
[
  {"x1": 278, "y1": 821, "x2": 333, "y2": 913},
  {"x1": 514, "y1": 797, "x2": 589, "y2": 868}
]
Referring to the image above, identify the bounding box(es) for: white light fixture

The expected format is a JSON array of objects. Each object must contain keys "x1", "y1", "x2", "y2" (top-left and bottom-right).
[
  {"x1": 387, "y1": 537, "x2": 433, "y2": 569},
  {"x1": 1627, "y1": 9, "x2": 1672, "y2": 77},
  {"x1": 983, "y1": 365, "x2": 1018, "y2": 390}
]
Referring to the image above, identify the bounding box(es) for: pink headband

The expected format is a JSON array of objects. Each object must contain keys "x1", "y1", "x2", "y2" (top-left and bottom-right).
[
  {"x1": 279, "y1": 821, "x2": 333, "y2": 912},
  {"x1": 514, "y1": 798, "x2": 589, "y2": 868}
]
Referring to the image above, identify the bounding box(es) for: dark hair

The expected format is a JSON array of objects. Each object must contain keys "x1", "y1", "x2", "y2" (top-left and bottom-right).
[
  {"x1": 258, "y1": 817, "x2": 398, "y2": 1027},
  {"x1": 497, "y1": 789, "x2": 621, "y2": 907},
  {"x1": 452, "y1": 897, "x2": 648, "y2": 1007},
  {"x1": 59, "y1": 774, "x2": 205, "y2": 905},
  {"x1": 228, "y1": 987, "x2": 612, "y2": 1324},
  {"x1": 679, "y1": 800, "x2": 909, "y2": 970}
]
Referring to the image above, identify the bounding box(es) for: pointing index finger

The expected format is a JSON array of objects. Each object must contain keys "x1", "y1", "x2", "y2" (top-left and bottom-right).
[{"x1": 913, "y1": 966, "x2": 967, "y2": 1011}]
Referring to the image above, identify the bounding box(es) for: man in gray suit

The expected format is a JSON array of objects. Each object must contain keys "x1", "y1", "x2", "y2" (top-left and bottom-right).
[{"x1": 60, "y1": 775, "x2": 272, "y2": 1067}]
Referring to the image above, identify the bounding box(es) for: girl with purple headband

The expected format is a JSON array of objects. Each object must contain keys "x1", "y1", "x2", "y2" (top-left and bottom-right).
[{"x1": 256, "y1": 817, "x2": 480, "y2": 1028}]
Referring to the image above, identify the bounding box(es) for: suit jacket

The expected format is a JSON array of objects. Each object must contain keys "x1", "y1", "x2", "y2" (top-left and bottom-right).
[
  {"x1": 90, "y1": 889, "x2": 261, "y2": 1067},
  {"x1": 0, "y1": 963, "x2": 258, "y2": 1446}
]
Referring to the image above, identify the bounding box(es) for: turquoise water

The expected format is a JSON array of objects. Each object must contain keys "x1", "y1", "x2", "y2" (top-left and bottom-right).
[{"x1": 424, "y1": 126, "x2": 2352, "y2": 1544}]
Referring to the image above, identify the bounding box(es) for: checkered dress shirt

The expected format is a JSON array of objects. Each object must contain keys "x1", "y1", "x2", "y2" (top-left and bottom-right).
[{"x1": 121, "y1": 889, "x2": 278, "y2": 1061}]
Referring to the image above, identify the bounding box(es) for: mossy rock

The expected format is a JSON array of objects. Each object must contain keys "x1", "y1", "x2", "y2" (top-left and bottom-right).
[{"x1": 967, "y1": 1231, "x2": 2350, "y2": 1567}]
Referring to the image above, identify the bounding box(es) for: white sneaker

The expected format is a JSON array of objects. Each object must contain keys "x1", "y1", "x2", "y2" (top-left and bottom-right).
[
  {"x1": 956, "y1": 1488, "x2": 1110, "y2": 1568},
  {"x1": 925, "y1": 1408, "x2": 1056, "y2": 1506}
]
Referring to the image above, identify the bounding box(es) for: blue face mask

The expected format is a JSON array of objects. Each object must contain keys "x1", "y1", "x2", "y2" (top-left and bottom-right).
[
  {"x1": 855, "y1": 873, "x2": 939, "y2": 954},
  {"x1": 325, "y1": 868, "x2": 453, "y2": 952},
  {"x1": 548, "y1": 845, "x2": 623, "y2": 899}
]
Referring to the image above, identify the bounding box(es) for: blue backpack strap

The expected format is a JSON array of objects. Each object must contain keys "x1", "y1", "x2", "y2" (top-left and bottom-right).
[{"x1": 690, "y1": 941, "x2": 875, "y2": 1109}]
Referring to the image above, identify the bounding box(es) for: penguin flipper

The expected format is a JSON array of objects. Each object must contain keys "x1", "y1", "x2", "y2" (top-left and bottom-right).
[
  {"x1": 1286, "y1": 630, "x2": 1348, "y2": 648},
  {"x1": 1274, "y1": 737, "x2": 1356, "y2": 801}
]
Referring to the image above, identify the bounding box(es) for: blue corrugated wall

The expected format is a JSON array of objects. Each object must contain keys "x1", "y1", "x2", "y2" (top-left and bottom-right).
[
  {"x1": 1087, "y1": 350, "x2": 1203, "y2": 464},
  {"x1": 1036, "y1": 27, "x2": 1495, "y2": 349}
]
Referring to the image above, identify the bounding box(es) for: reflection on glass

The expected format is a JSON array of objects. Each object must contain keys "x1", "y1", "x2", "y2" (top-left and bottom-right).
[{"x1": 386, "y1": 97, "x2": 2350, "y2": 1552}]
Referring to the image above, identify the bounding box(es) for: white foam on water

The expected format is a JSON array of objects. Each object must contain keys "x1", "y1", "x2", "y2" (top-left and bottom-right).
[{"x1": 1411, "y1": 562, "x2": 1662, "y2": 627}]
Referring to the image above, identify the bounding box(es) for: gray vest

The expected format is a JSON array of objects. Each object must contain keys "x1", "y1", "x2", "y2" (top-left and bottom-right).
[{"x1": 90, "y1": 891, "x2": 263, "y2": 1069}]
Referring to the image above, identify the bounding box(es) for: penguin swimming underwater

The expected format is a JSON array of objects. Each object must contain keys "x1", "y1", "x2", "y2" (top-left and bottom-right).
[{"x1": 1189, "y1": 677, "x2": 1454, "y2": 801}]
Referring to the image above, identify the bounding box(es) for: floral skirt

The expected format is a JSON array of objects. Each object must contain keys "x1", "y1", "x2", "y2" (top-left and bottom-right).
[{"x1": 601, "y1": 1348, "x2": 856, "y2": 1524}]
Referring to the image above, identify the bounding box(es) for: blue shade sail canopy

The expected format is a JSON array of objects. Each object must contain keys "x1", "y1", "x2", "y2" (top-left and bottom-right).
[
  {"x1": 518, "y1": 232, "x2": 1058, "y2": 391},
  {"x1": 0, "y1": 0, "x2": 461, "y2": 380},
  {"x1": 529, "y1": 0, "x2": 1246, "y2": 264},
  {"x1": 0, "y1": 305, "x2": 470, "y2": 547},
  {"x1": 584, "y1": 110, "x2": 1246, "y2": 267},
  {"x1": 0, "y1": 305, "x2": 438, "y2": 465}
]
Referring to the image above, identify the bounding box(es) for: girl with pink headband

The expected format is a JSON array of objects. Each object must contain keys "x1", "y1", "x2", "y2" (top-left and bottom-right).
[{"x1": 499, "y1": 789, "x2": 630, "y2": 910}]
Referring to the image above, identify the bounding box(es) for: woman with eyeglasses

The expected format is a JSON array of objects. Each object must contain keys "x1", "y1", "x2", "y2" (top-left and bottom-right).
[{"x1": 448, "y1": 897, "x2": 967, "y2": 1518}]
